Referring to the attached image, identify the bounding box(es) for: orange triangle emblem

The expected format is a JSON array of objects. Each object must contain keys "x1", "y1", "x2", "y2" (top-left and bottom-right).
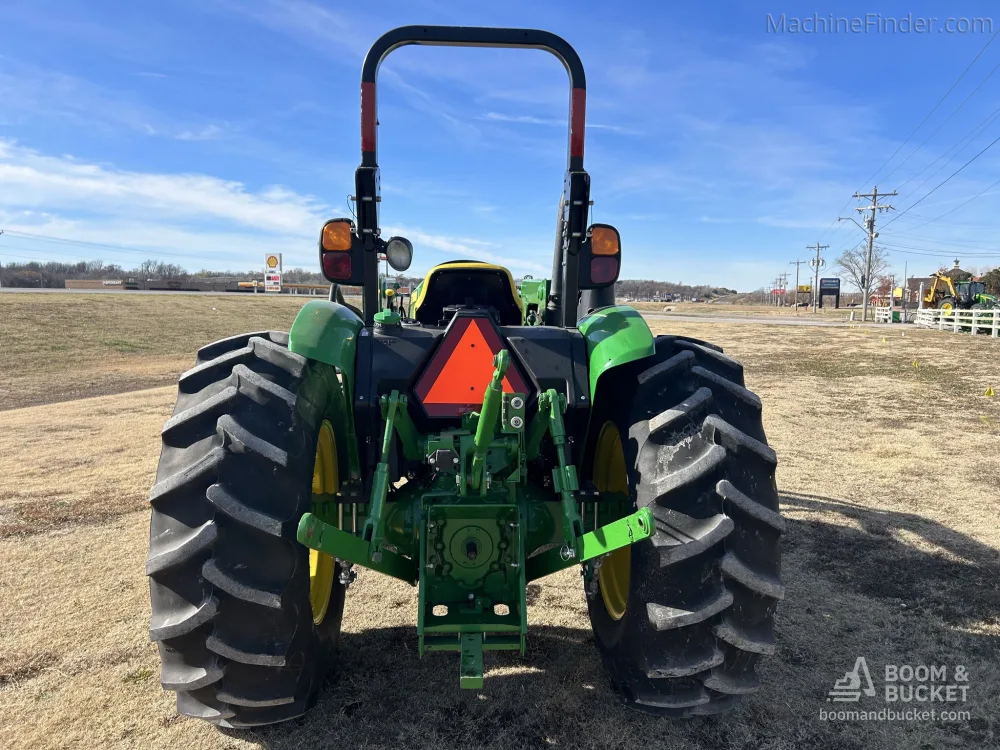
[{"x1": 415, "y1": 315, "x2": 529, "y2": 417}]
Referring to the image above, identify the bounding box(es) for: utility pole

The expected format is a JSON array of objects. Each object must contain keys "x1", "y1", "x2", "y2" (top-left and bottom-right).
[
  {"x1": 807, "y1": 243, "x2": 828, "y2": 312},
  {"x1": 778, "y1": 272, "x2": 790, "y2": 307},
  {"x1": 841, "y1": 186, "x2": 896, "y2": 323},
  {"x1": 790, "y1": 259, "x2": 806, "y2": 313},
  {"x1": 901, "y1": 260, "x2": 908, "y2": 319}
]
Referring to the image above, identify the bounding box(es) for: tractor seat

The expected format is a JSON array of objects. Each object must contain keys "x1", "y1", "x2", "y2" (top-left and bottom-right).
[{"x1": 411, "y1": 261, "x2": 524, "y2": 326}]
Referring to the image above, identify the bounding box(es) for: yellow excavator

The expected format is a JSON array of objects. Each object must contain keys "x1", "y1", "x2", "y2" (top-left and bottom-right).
[{"x1": 923, "y1": 272, "x2": 997, "y2": 311}]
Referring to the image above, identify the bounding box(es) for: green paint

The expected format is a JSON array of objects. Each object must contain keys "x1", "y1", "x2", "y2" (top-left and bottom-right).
[
  {"x1": 292, "y1": 338, "x2": 655, "y2": 689},
  {"x1": 460, "y1": 633, "x2": 484, "y2": 689},
  {"x1": 524, "y1": 507, "x2": 654, "y2": 582},
  {"x1": 297, "y1": 513, "x2": 417, "y2": 583},
  {"x1": 518, "y1": 278, "x2": 549, "y2": 325},
  {"x1": 470, "y1": 351, "x2": 508, "y2": 489},
  {"x1": 374, "y1": 308, "x2": 401, "y2": 325},
  {"x1": 288, "y1": 300, "x2": 362, "y2": 386},
  {"x1": 524, "y1": 391, "x2": 551, "y2": 461},
  {"x1": 577, "y1": 304, "x2": 655, "y2": 400},
  {"x1": 363, "y1": 390, "x2": 404, "y2": 556},
  {"x1": 541, "y1": 389, "x2": 583, "y2": 547},
  {"x1": 295, "y1": 358, "x2": 360, "y2": 480}
]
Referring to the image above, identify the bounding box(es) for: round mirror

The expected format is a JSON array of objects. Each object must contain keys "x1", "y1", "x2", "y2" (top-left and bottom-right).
[{"x1": 385, "y1": 236, "x2": 413, "y2": 272}]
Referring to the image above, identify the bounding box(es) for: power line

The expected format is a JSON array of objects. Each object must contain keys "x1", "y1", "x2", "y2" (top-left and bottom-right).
[
  {"x1": 857, "y1": 26, "x2": 1000, "y2": 190},
  {"x1": 894, "y1": 101, "x2": 1000, "y2": 193},
  {"x1": 839, "y1": 188, "x2": 897, "y2": 322},
  {"x1": 886, "y1": 232, "x2": 1000, "y2": 248},
  {"x1": 0, "y1": 229, "x2": 199, "y2": 261},
  {"x1": 883, "y1": 57, "x2": 1000, "y2": 186},
  {"x1": 807, "y1": 242, "x2": 829, "y2": 312},
  {"x1": 878, "y1": 240, "x2": 1000, "y2": 257},
  {"x1": 819, "y1": 27, "x2": 1000, "y2": 241},
  {"x1": 892, "y1": 112, "x2": 1000, "y2": 203},
  {"x1": 0, "y1": 240, "x2": 112, "y2": 261},
  {"x1": 889, "y1": 213, "x2": 997, "y2": 229},
  {"x1": 879, "y1": 248, "x2": 1000, "y2": 261},
  {"x1": 882, "y1": 131, "x2": 1000, "y2": 230},
  {"x1": 889, "y1": 176, "x2": 1000, "y2": 234}
]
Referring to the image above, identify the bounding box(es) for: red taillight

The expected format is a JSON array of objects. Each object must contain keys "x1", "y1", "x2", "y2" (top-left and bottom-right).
[
  {"x1": 322, "y1": 252, "x2": 352, "y2": 280},
  {"x1": 590, "y1": 256, "x2": 618, "y2": 285}
]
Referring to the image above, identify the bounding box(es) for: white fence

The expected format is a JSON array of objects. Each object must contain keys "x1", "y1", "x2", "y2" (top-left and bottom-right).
[
  {"x1": 913, "y1": 308, "x2": 1000, "y2": 337},
  {"x1": 873, "y1": 306, "x2": 918, "y2": 324}
]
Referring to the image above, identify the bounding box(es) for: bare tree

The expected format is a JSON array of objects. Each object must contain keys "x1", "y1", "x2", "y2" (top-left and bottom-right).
[
  {"x1": 835, "y1": 244, "x2": 889, "y2": 292},
  {"x1": 137, "y1": 259, "x2": 160, "y2": 279}
]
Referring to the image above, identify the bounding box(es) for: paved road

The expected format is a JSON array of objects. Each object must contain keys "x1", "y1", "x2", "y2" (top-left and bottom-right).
[
  {"x1": 643, "y1": 313, "x2": 894, "y2": 327},
  {"x1": 1, "y1": 289, "x2": 899, "y2": 327},
  {"x1": 0, "y1": 287, "x2": 319, "y2": 297}
]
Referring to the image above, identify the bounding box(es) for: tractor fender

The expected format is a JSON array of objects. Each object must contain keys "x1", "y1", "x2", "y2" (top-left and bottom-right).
[
  {"x1": 577, "y1": 305, "x2": 655, "y2": 400},
  {"x1": 288, "y1": 300, "x2": 363, "y2": 392}
]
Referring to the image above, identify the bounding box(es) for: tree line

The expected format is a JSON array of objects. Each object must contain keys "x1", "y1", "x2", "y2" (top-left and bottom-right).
[
  {"x1": 5, "y1": 256, "x2": 995, "y2": 297},
  {"x1": 0, "y1": 259, "x2": 331, "y2": 288},
  {"x1": 612, "y1": 279, "x2": 737, "y2": 300}
]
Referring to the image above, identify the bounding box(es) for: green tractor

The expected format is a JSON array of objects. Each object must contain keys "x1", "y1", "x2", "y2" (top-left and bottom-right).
[
  {"x1": 146, "y1": 26, "x2": 783, "y2": 727},
  {"x1": 958, "y1": 280, "x2": 997, "y2": 310}
]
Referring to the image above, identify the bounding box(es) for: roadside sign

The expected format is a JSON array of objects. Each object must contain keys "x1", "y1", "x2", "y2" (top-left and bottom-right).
[
  {"x1": 818, "y1": 277, "x2": 841, "y2": 309},
  {"x1": 798, "y1": 285, "x2": 811, "y2": 293},
  {"x1": 264, "y1": 254, "x2": 282, "y2": 293}
]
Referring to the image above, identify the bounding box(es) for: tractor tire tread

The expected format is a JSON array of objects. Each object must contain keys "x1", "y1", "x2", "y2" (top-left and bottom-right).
[
  {"x1": 147, "y1": 330, "x2": 341, "y2": 727},
  {"x1": 587, "y1": 335, "x2": 782, "y2": 717}
]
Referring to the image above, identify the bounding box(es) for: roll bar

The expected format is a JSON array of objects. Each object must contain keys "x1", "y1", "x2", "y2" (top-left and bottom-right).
[
  {"x1": 360, "y1": 26, "x2": 586, "y2": 170},
  {"x1": 354, "y1": 26, "x2": 590, "y2": 327}
]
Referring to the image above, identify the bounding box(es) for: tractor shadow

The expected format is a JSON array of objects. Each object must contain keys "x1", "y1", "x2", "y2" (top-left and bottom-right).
[
  {"x1": 780, "y1": 491, "x2": 1000, "y2": 630},
  {"x1": 221, "y1": 491, "x2": 999, "y2": 750}
]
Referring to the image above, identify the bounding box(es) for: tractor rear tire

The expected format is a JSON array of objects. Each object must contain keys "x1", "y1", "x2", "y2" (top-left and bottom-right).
[
  {"x1": 940, "y1": 297, "x2": 956, "y2": 312},
  {"x1": 146, "y1": 331, "x2": 347, "y2": 727},
  {"x1": 585, "y1": 335, "x2": 783, "y2": 716}
]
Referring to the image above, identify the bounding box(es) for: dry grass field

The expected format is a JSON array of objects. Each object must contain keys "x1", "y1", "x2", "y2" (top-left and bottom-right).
[
  {"x1": 1, "y1": 293, "x2": 998, "y2": 750},
  {"x1": 0, "y1": 294, "x2": 310, "y2": 410},
  {"x1": 626, "y1": 300, "x2": 851, "y2": 319}
]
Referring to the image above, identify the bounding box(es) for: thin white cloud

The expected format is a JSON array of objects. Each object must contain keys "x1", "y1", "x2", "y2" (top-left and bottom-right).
[
  {"x1": 0, "y1": 63, "x2": 227, "y2": 142},
  {"x1": 480, "y1": 112, "x2": 639, "y2": 134},
  {"x1": 0, "y1": 139, "x2": 326, "y2": 235},
  {"x1": 174, "y1": 124, "x2": 225, "y2": 142},
  {"x1": 0, "y1": 139, "x2": 548, "y2": 274},
  {"x1": 482, "y1": 112, "x2": 562, "y2": 127}
]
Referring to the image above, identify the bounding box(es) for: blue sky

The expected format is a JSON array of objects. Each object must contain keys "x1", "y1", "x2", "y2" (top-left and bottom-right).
[{"x1": 2, "y1": 0, "x2": 1000, "y2": 290}]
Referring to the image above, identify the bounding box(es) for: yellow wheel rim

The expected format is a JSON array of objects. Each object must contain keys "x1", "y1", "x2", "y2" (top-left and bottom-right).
[
  {"x1": 941, "y1": 301, "x2": 953, "y2": 312},
  {"x1": 309, "y1": 420, "x2": 338, "y2": 625},
  {"x1": 594, "y1": 421, "x2": 630, "y2": 621}
]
